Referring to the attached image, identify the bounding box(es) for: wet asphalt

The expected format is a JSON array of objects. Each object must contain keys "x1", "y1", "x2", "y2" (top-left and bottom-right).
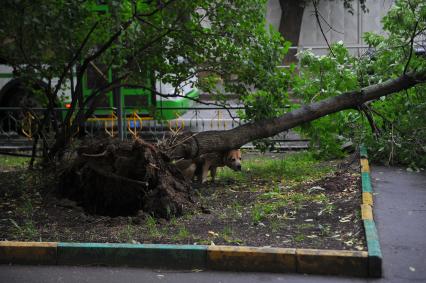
[{"x1": 0, "y1": 165, "x2": 425, "y2": 283}]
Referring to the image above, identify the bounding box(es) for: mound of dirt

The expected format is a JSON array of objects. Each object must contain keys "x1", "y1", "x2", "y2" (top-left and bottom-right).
[{"x1": 57, "y1": 138, "x2": 194, "y2": 218}]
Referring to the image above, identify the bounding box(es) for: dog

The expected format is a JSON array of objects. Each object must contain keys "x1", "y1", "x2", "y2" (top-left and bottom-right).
[{"x1": 175, "y1": 149, "x2": 242, "y2": 183}]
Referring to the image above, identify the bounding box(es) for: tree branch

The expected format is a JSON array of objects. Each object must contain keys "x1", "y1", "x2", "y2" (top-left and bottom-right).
[
  {"x1": 403, "y1": 20, "x2": 419, "y2": 74},
  {"x1": 52, "y1": 22, "x2": 99, "y2": 98},
  {"x1": 312, "y1": 0, "x2": 335, "y2": 57},
  {"x1": 359, "y1": 104, "x2": 381, "y2": 136}
]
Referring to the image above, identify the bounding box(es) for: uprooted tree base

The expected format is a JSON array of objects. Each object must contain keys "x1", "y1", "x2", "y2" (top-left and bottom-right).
[
  {"x1": 57, "y1": 138, "x2": 194, "y2": 218},
  {"x1": 52, "y1": 72, "x2": 426, "y2": 218}
]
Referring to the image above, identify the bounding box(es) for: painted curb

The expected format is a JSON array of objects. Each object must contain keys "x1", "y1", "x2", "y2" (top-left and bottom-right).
[
  {"x1": 0, "y1": 241, "x2": 370, "y2": 276},
  {"x1": 0, "y1": 242, "x2": 57, "y2": 265},
  {"x1": 207, "y1": 246, "x2": 296, "y2": 272},
  {"x1": 57, "y1": 243, "x2": 207, "y2": 269},
  {"x1": 296, "y1": 249, "x2": 368, "y2": 277},
  {"x1": 360, "y1": 145, "x2": 383, "y2": 278},
  {"x1": 0, "y1": 147, "x2": 381, "y2": 277}
]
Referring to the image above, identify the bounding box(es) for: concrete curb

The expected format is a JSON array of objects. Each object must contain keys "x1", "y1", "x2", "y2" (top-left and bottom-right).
[
  {"x1": 360, "y1": 145, "x2": 383, "y2": 278},
  {"x1": 0, "y1": 146, "x2": 381, "y2": 277},
  {"x1": 0, "y1": 242, "x2": 369, "y2": 276}
]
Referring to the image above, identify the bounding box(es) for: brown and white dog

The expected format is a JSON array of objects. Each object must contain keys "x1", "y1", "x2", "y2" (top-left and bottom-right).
[{"x1": 176, "y1": 149, "x2": 242, "y2": 183}]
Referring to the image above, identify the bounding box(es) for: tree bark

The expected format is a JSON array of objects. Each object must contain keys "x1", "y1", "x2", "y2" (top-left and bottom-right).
[
  {"x1": 278, "y1": 0, "x2": 305, "y2": 64},
  {"x1": 168, "y1": 72, "x2": 426, "y2": 160}
]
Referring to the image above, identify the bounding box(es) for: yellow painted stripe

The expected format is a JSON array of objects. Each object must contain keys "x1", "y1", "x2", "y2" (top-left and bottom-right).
[
  {"x1": 363, "y1": 192, "x2": 373, "y2": 205},
  {"x1": 296, "y1": 249, "x2": 368, "y2": 277},
  {"x1": 0, "y1": 241, "x2": 57, "y2": 248},
  {"x1": 361, "y1": 159, "x2": 370, "y2": 172},
  {"x1": 361, "y1": 204, "x2": 373, "y2": 220},
  {"x1": 0, "y1": 241, "x2": 57, "y2": 264},
  {"x1": 207, "y1": 245, "x2": 296, "y2": 272},
  {"x1": 361, "y1": 159, "x2": 370, "y2": 173},
  {"x1": 296, "y1": 248, "x2": 368, "y2": 257}
]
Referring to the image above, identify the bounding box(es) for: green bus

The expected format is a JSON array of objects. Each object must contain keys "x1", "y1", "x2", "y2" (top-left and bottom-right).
[{"x1": 0, "y1": 2, "x2": 199, "y2": 123}]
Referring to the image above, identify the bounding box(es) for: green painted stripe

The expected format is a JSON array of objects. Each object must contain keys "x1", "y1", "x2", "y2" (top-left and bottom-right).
[
  {"x1": 57, "y1": 242, "x2": 207, "y2": 268},
  {"x1": 363, "y1": 220, "x2": 383, "y2": 277},
  {"x1": 363, "y1": 220, "x2": 382, "y2": 257},
  {"x1": 58, "y1": 243, "x2": 206, "y2": 250},
  {"x1": 360, "y1": 145, "x2": 368, "y2": 158},
  {"x1": 362, "y1": 172, "x2": 373, "y2": 193}
]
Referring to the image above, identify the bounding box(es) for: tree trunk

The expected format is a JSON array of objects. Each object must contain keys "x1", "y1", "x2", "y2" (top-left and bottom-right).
[
  {"x1": 278, "y1": 0, "x2": 305, "y2": 64},
  {"x1": 168, "y1": 72, "x2": 426, "y2": 160}
]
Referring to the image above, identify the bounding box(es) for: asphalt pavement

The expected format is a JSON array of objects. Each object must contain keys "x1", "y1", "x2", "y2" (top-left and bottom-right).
[
  {"x1": 0, "y1": 165, "x2": 425, "y2": 283},
  {"x1": 372, "y1": 166, "x2": 426, "y2": 282}
]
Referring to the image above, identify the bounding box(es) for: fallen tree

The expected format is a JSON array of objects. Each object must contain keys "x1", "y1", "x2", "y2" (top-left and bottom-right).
[
  {"x1": 59, "y1": 71, "x2": 426, "y2": 218},
  {"x1": 167, "y1": 72, "x2": 426, "y2": 160},
  {"x1": 3, "y1": 0, "x2": 424, "y2": 217}
]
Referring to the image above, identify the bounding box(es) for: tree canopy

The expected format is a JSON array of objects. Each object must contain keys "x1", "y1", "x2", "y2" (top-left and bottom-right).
[
  {"x1": 0, "y1": 0, "x2": 425, "y2": 166},
  {"x1": 0, "y1": 0, "x2": 287, "y2": 102},
  {"x1": 293, "y1": 0, "x2": 426, "y2": 166}
]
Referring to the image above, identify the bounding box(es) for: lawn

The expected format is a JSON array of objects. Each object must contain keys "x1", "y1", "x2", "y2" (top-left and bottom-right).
[{"x1": 0, "y1": 151, "x2": 365, "y2": 250}]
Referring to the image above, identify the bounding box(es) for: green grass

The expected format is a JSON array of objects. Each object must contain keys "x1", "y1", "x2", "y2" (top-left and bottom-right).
[
  {"x1": 294, "y1": 234, "x2": 305, "y2": 242},
  {"x1": 221, "y1": 226, "x2": 243, "y2": 244},
  {"x1": 145, "y1": 215, "x2": 161, "y2": 238},
  {"x1": 251, "y1": 201, "x2": 287, "y2": 223},
  {"x1": 10, "y1": 219, "x2": 39, "y2": 240},
  {"x1": 10, "y1": 195, "x2": 40, "y2": 240},
  {"x1": 216, "y1": 151, "x2": 333, "y2": 184},
  {"x1": 116, "y1": 218, "x2": 137, "y2": 243},
  {"x1": 0, "y1": 156, "x2": 30, "y2": 169},
  {"x1": 251, "y1": 192, "x2": 332, "y2": 223},
  {"x1": 172, "y1": 226, "x2": 190, "y2": 241},
  {"x1": 215, "y1": 151, "x2": 337, "y2": 224}
]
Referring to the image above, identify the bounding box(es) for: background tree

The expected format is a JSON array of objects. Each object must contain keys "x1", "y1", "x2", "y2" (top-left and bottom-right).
[
  {"x1": 293, "y1": 0, "x2": 426, "y2": 167},
  {"x1": 0, "y1": 0, "x2": 288, "y2": 162}
]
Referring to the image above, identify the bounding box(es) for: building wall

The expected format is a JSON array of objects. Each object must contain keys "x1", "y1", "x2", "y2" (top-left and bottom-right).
[{"x1": 267, "y1": 0, "x2": 395, "y2": 60}]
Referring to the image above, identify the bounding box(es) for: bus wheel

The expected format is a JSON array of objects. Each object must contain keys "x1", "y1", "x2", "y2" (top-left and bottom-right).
[{"x1": 0, "y1": 79, "x2": 47, "y2": 136}]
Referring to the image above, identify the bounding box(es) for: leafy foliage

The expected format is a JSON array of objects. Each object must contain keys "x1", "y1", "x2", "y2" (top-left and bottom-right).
[
  {"x1": 294, "y1": 43, "x2": 361, "y2": 159},
  {"x1": 0, "y1": 0, "x2": 290, "y2": 160},
  {"x1": 294, "y1": 0, "x2": 426, "y2": 167},
  {"x1": 0, "y1": 0, "x2": 424, "y2": 168},
  {"x1": 0, "y1": 0, "x2": 289, "y2": 102}
]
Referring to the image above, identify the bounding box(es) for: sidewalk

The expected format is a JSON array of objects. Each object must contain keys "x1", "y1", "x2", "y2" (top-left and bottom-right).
[
  {"x1": 371, "y1": 166, "x2": 426, "y2": 282},
  {"x1": 0, "y1": 165, "x2": 425, "y2": 283}
]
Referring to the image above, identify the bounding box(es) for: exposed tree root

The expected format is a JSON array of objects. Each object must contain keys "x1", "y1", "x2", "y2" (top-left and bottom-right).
[{"x1": 57, "y1": 138, "x2": 194, "y2": 218}]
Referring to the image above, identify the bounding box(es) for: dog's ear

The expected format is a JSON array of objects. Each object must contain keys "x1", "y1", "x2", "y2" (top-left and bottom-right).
[{"x1": 227, "y1": 149, "x2": 241, "y2": 162}]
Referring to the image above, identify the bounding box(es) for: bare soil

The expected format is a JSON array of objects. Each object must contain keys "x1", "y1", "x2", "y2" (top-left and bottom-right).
[{"x1": 0, "y1": 154, "x2": 365, "y2": 251}]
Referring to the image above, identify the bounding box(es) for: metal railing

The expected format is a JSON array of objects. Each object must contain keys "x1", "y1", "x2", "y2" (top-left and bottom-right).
[{"x1": 0, "y1": 106, "x2": 308, "y2": 152}]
